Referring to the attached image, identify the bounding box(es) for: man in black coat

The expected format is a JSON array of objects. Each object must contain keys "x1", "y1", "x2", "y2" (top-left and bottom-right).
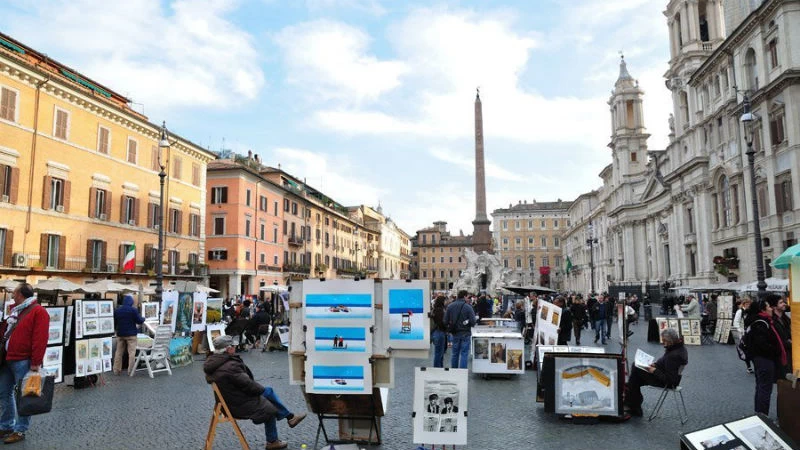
[
  {"x1": 204, "y1": 335, "x2": 306, "y2": 449},
  {"x1": 624, "y1": 328, "x2": 688, "y2": 417},
  {"x1": 554, "y1": 297, "x2": 572, "y2": 345}
]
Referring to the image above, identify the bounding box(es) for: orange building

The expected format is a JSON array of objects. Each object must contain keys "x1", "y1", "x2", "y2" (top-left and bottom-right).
[
  {"x1": 0, "y1": 32, "x2": 215, "y2": 292},
  {"x1": 206, "y1": 157, "x2": 285, "y2": 298}
]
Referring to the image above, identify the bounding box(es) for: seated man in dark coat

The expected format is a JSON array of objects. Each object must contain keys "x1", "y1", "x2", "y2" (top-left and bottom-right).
[
  {"x1": 624, "y1": 328, "x2": 688, "y2": 417},
  {"x1": 204, "y1": 335, "x2": 306, "y2": 449}
]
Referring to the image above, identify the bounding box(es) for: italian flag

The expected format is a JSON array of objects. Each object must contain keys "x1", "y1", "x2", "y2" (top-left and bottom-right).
[{"x1": 122, "y1": 244, "x2": 136, "y2": 272}]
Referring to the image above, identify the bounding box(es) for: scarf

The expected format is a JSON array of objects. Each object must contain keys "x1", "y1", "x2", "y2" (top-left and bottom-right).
[
  {"x1": 4, "y1": 296, "x2": 37, "y2": 340},
  {"x1": 758, "y1": 311, "x2": 787, "y2": 366}
]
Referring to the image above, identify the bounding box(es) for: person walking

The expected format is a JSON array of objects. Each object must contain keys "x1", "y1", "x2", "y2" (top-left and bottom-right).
[
  {"x1": 767, "y1": 295, "x2": 792, "y2": 379},
  {"x1": 0, "y1": 283, "x2": 50, "y2": 444},
  {"x1": 444, "y1": 291, "x2": 476, "y2": 369},
  {"x1": 733, "y1": 297, "x2": 754, "y2": 374},
  {"x1": 554, "y1": 297, "x2": 572, "y2": 345},
  {"x1": 591, "y1": 296, "x2": 608, "y2": 345},
  {"x1": 570, "y1": 297, "x2": 586, "y2": 345},
  {"x1": 113, "y1": 294, "x2": 146, "y2": 375},
  {"x1": 604, "y1": 294, "x2": 614, "y2": 340},
  {"x1": 746, "y1": 298, "x2": 787, "y2": 415},
  {"x1": 429, "y1": 296, "x2": 447, "y2": 368}
]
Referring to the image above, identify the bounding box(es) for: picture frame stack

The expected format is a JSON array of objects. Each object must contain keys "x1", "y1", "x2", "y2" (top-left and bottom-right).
[
  {"x1": 44, "y1": 306, "x2": 66, "y2": 383},
  {"x1": 680, "y1": 413, "x2": 798, "y2": 450},
  {"x1": 656, "y1": 317, "x2": 702, "y2": 345},
  {"x1": 715, "y1": 295, "x2": 735, "y2": 344},
  {"x1": 66, "y1": 299, "x2": 116, "y2": 381}
]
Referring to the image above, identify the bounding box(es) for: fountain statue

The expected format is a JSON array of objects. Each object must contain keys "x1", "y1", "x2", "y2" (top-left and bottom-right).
[{"x1": 451, "y1": 249, "x2": 514, "y2": 296}]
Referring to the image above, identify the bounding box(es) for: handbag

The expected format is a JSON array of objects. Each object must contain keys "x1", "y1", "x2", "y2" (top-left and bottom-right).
[{"x1": 16, "y1": 375, "x2": 55, "y2": 416}]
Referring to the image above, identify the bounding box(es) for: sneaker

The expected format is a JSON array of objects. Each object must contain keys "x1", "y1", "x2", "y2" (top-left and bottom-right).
[
  {"x1": 265, "y1": 440, "x2": 288, "y2": 450},
  {"x1": 287, "y1": 412, "x2": 307, "y2": 428},
  {"x1": 747, "y1": 367, "x2": 754, "y2": 374},
  {"x1": 3, "y1": 432, "x2": 24, "y2": 444}
]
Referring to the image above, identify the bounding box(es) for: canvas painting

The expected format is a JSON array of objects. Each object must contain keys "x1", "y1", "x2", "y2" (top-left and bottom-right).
[
  {"x1": 101, "y1": 337, "x2": 112, "y2": 359},
  {"x1": 412, "y1": 367, "x2": 468, "y2": 446},
  {"x1": 689, "y1": 319, "x2": 701, "y2": 336},
  {"x1": 473, "y1": 338, "x2": 489, "y2": 360},
  {"x1": 717, "y1": 295, "x2": 734, "y2": 319},
  {"x1": 684, "y1": 425, "x2": 740, "y2": 450},
  {"x1": 89, "y1": 339, "x2": 101, "y2": 359},
  {"x1": 64, "y1": 306, "x2": 74, "y2": 343},
  {"x1": 82, "y1": 301, "x2": 98, "y2": 318},
  {"x1": 48, "y1": 325, "x2": 63, "y2": 345},
  {"x1": 277, "y1": 325, "x2": 290, "y2": 346},
  {"x1": 102, "y1": 358, "x2": 112, "y2": 373},
  {"x1": 44, "y1": 346, "x2": 63, "y2": 366},
  {"x1": 83, "y1": 318, "x2": 99, "y2": 336},
  {"x1": 668, "y1": 319, "x2": 680, "y2": 333},
  {"x1": 45, "y1": 307, "x2": 65, "y2": 326},
  {"x1": 491, "y1": 343, "x2": 506, "y2": 364},
  {"x1": 141, "y1": 302, "x2": 160, "y2": 322},
  {"x1": 206, "y1": 298, "x2": 223, "y2": 323},
  {"x1": 76, "y1": 339, "x2": 89, "y2": 361},
  {"x1": 161, "y1": 291, "x2": 179, "y2": 332},
  {"x1": 554, "y1": 356, "x2": 618, "y2": 416},
  {"x1": 302, "y1": 279, "x2": 374, "y2": 323},
  {"x1": 309, "y1": 326, "x2": 370, "y2": 353},
  {"x1": 726, "y1": 415, "x2": 793, "y2": 450},
  {"x1": 305, "y1": 354, "x2": 372, "y2": 394},
  {"x1": 98, "y1": 317, "x2": 114, "y2": 334},
  {"x1": 507, "y1": 349, "x2": 523, "y2": 371},
  {"x1": 382, "y1": 280, "x2": 430, "y2": 350},
  {"x1": 680, "y1": 319, "x2": 691, "y2": 337},
  {"x1": 42, "y1": 365, "x2": 62, "y2": 384},
  {"x1": 535, "y1": 300, "x2": 562, "y2": 347},
  {"x1": 98, "y1": 300, "x2": 114, "y2": 317},
  {"x1": 206, "y1": 324, "x2": 226, "y2": 352},
  {"x1": 175, "y1": 292, "x2": 195, "y2": 334},
  {"x1": 191, "y1": 293, "x2": 208, "y2": 332},
  {"x1": 685, "y1": 336, "x2": 702, "y2": 346},
  {"x1": 92, "y1": 358, "x2": 103, "y2": 375},
  {"x1": 75, "y1": 360, "x2": 86, "y2": 377}
]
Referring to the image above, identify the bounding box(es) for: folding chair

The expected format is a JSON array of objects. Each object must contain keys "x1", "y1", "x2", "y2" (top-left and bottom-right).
[
  {"x1": 647, "y1": 364, "x2": 688, "y2": 424},
  {"x1": 205, "y1": 383, "x2": 250, "y2": 450},
  {"x1": 130, "y1": 324, "x2": 173, "y2": 378}
]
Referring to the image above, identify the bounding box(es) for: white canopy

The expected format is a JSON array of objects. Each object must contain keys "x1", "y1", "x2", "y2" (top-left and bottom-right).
[
  {"x1": 260, "y1": 284, "x2": 289, "y2": 293},
  {"x1": 0, "y1": 279, "x2": 20, "y2": 291},
  {"x1": 81, "y1": 279, "x2": 136, "y2": 294},
  {"x1": 34, "y1": 277, "x2": 85, "y2": 293},
  {"x1": 737, "y1": 277, "x2": 789, "y2": 293},
  {"x1": 195, "y1": 285, "x2": 220, "y2": 294}
]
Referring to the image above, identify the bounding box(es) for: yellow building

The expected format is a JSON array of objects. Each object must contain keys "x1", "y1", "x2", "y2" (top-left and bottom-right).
[
  {"x1": 491, "y1": 199, "x2": 572, "y2": 289},
  {"x1": 0, "y1": 33, "x2": 215, "y2": 291},
  {"x1": 412, "y1": 221, "x2": 472, "y2": 292}
]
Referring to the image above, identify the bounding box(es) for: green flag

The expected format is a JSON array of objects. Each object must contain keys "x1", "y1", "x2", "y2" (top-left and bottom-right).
[{"x1": 566, "y1": 256, "x2": 573, "y2": 274}]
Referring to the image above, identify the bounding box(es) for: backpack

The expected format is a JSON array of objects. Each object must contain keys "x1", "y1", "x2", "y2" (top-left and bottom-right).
[{"x1": 737, "y1": 319, "x2": 767, "y2": 361}]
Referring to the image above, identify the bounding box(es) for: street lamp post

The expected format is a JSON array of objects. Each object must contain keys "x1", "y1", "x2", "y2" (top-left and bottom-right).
[
  {"x1": 155, "y1": 122, "x2": 169, "y2": 302},
  {"x1": 740, "y1": 96, "x2": 768, "y2": 298},
  {"x1": 586, "y1": 222, "x2": 598, "y2": 294}
]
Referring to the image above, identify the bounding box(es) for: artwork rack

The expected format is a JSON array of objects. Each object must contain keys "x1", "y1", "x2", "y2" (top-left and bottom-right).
[{"x1": 305, "y1": 388, "x2": 385, "y2": 448}]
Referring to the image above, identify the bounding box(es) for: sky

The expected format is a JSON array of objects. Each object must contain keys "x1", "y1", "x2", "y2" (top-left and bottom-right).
[{"x1": 1, "y1": 0, "x2": 674, "y2": 237}]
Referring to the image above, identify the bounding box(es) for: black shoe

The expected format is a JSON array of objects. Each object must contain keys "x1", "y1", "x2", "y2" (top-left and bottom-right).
[
  {"x1": 627, "y1": 330, "x2": 634, "y2": 338},
  {"x1": 624, "y1": 407, "x2": 643, "y2": 417}
]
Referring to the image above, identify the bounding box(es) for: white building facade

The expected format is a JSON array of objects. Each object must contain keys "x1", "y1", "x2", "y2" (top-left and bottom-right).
[{"x1": 563, "y1": 0, "x2": 800, "y2": 293}]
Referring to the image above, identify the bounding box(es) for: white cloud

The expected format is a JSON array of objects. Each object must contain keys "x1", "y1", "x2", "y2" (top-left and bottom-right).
[
  {"x1": 304, "y1": 0, "x2": 387, "y2": 16},
  {"x1": 274, "y1": 20, "x2": 408, "y2": 103},
  {"x1": 2, "y1": 0, "x2": 263, "y2": 112},
  {"x1": 428, "y1": 147, "x2": 527, "y2": 182},
  {"x1": 269, "y1": 147, "x2": 386, "y2": 207}
]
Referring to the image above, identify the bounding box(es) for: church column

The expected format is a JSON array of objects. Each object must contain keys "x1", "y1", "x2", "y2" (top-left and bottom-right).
[
  {"x1": 695, "y1": 190, "x2": 712, "y2": 280},
  {"x1": 623, "y1": 224, "x2": 636, "y2": 281},
  {"x1": 687, "y1": 0, "x2": 699, "y2": 42},
  {"x1": 668, "y1": 19, "x2": 677, "y2": 57},
  {"x1": 706, "y1": 0, "x2": 718, "y2": 41}
]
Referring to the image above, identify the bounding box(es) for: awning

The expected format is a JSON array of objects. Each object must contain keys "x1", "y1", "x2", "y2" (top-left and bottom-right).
[{"x1": 771, "y1": 243, "x2": 800, "y2": 269}]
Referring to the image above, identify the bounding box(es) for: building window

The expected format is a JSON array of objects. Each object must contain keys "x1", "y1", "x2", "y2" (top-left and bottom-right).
[
  {"x1": 0, "y1": 87, "x2": 18, "y2": 122},
  {"x1": 189, "y1": 213, "x2": 200, "y2": 237},
  {"x1": 213, "y1": 217, "x2": 225, "y2": 235},
  {"x1": 515, "y1": 221, "x2": 520, "y2": 230},
  {"x1": 260, "y1": 223, "x2": 265, "y2": 240},
  {"x1": 192, "y1": 163, "x2": 201, "y2": 186},
  {"x1": 502, "y1": 220, "x2": 507, "y2": 230},
  {"x1": 720, "y1": 176, "x2": 732, "y2": 227},
  {"x1": 631, "y1": 152, "x2": 637, "y2": 162},
  {"x1": 151, "y1": 146, "x2": 160, "y2": 171},
  {"x1": 768, "y1": 39, "x2": 778, "y2": 69},
  {"x1": 54, "y1": 108, "x2": 69, "y2": 140},
  {"x1": 291, "y1": 202, "x2": 298, "y2": 215},
  {"x1": 769, "y1": 114, "x2": 785, "y2": 146},
  {"x1": 541, "y1": 237, "x2": 547, "y2": 248},
  {"x1": 686, "y1": 207, "x2": 694, "y2": 233},
  {"x1": 169, "y1": 208, "x2": 181, "y2": 234},
  {"x1": 554, "y1": 237, "x2": 560, "y2": 247},
  {"x1": 50, "y1": 177, "x2": 65, "y2": 210},
  {"x1": 172, "y1": 156, "x2": 182, "y2": 180},
  {"x1": 422, "y1": 270, "x2": 427, "y2": 278},
  {"x1": 516, "y1": 257, "x2": 522, "y2": 268},
  {"x1": 503, "y1": 259, "x2": 508, "y2": 268},
  {"x1": 89, "y1": 240, "x2": 104, "y2": 270},
  {"x1": 245, "y1": 217, "x2": 251, "y2": 237},
  {"x1": 732, "y1": 184, "x2": 740, "y2": 224},
  {"x1": 211, "y1": 186, "x2": 228, "y2": 204},
  {"x1": 46, "y1": 234, "x2": 60, "y2": 268},
  {"x1": 422, "y1": 257, "x2": 427, "y2": 263},
  {"x1": 93, "y1": 188, "x2": 107, "y2": 219},
  {"x1": 209, "y1": 249, "x2": 227, "y2": 261},
  {"x1": 554, "y1": 220, "x2": 559, "y2": 228},
  {"x1": 554, "y1": 256, "x2": 562, "y2": 268},
  {"x1": 245, "y1": 251, "x2": 251, "y2": 262},
  {"x1": 260, "y1": 195, "x2": 267, "y2": 211},
  {"x1": 776, "y1": 179, "x2": 794, "y2": 214},
  {"x1": 744, "y1": 48, "x2": 758, "y2": 91},
  {"x1": 529, "y1": 257, "x2": 535, "y2": 268},
  {"x1": 542, "y1": 256, "x2": 549, "y2": 267},
  {"x1": 283, "y1": 199, "x2": 290, "y2": 212},
  {"x1": 0, "y1": 164, "x2": 16, "y2": 203},
  {"x1": 126, "y1": 138, "x2": 138, "y2": 164},
  {"x1": 246, "y1": 189, "x2": 251, "y2": 207},
  {"x1": 541, "y1": 220, "x2": 546, "y2": 229},
  {"x1": 527, "y1": 220, "x2": 533, "y2": 230},
  {"x1": 97, "y1": 126, "x2": 110, "y2": 154}
]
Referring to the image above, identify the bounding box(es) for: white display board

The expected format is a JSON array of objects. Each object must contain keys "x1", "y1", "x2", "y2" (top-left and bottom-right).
[
  {"x1": 382, "y1": 280, "x2": 430, "y2": 350},
  {"x1": 534, "y1": 300, "x2": 562, "y2": 346},
  {"x1": 471, "y1": 330, "x2": 525, "y2": 374},
  {"x1": 412, "y1": 367, "x2": 468, "y2": 446}
]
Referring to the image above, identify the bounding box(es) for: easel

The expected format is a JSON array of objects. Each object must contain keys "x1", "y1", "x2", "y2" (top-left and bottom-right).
[
  {"x1": 205, "y1": 383, "x2": 250, "y2": 450},
  {"x1": 308, "y1": 388, "x2": 383, "y2": 449}
]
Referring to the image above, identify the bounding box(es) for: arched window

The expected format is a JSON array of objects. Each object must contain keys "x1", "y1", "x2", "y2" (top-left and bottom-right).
[
  {"x1": 720, "y1": 175, "x2": 732, "y2": 227},
  {"x1": 744, "y1": 48, "x2": 758, "y2": 90}
]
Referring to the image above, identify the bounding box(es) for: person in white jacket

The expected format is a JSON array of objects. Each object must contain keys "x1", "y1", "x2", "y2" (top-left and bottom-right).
[
  {"x1": 732, "y1": 297, "x2": 754, "y2": 374},
  {"x1": 679, "y1": 295, "x2": 701, "y2": 318}
]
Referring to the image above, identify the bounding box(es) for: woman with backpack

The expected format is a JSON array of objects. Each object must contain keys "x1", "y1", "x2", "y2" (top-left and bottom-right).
[
  {"x1": 732, "y1": 297, "x2": 753, "y2": 374},
  {"x1": 745, "y1": 297, "x2": 788, "y2": 415}
]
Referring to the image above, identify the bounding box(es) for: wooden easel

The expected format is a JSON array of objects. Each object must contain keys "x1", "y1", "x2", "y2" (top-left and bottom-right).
[{"x1": 205, "y1": 383, "x2": 250, "y2": 450}]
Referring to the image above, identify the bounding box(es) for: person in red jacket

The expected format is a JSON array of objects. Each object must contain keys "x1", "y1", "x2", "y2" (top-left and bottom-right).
[{"x1": 0, "y1": 283, "x2": 49, "y2": 444}]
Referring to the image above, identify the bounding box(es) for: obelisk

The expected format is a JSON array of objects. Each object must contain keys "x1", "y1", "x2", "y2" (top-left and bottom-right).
[{"x1": 472, "y1": 89, "x2": 492, "y2": 253}]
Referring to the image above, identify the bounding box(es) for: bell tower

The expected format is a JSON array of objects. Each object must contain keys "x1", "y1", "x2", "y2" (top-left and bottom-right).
[{"x1": 608, "y1": 56, "x2": 649, "y2": 182}]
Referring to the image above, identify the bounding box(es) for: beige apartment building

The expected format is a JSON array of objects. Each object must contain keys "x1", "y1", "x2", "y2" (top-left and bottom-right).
[
  {"x1": 491, "y1": 200, "x2": 572, "y2": 289},
  {"x1": 412, "y1": 221, "x2": 472, "y2": 292}
]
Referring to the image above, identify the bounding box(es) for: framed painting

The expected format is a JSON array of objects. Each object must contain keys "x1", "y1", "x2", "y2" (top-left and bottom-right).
[
  {"x1": 160, "y1": 291, "x2": 179, "y2": 333},
  {"x1": 302, "y1": 279, "x2": 374, "y2": 324},
  {"x1": 553, "y1": 355, "x2": 621, "y2": 417},
  {"x1": 98, "y1": 300, "x2": 114, "y2": 318},
  {"x1": 48, "y1": 324, "x2": 63, "y2": 345},
  {"x1": 382, "y1": 280, "x2": 430, "y2": 350},
  {"x1": 45, "y1": 307, "x2": 65, "y2": 326},
  {"x1": 42, "y1": 364, "x2": 63, "y2": 384},
  {"x1": 307, "y1": 325, "x2": 371, "y2": 354},
  {"x1": 206, "y1": 298, "x2": 223, "y2": 323},
  {"x1": 304, "y1": 354, "x2": 372, "y2": 395},
  {"x1": 191, "y1": 294, "x2": 207, "y2": 332},
  {"x1": 206, "y1": 324, "x2": 226, "y2": 352},
  {"x1": 99, "y1": 317, "x2": 114, "y2": 334},
  {"x1": 175, "y1": 292, "x2": 195, "y2": 334},
  {"x1": 89, "y1": 339, "x2": 101, "y2": 359},
  {"x1": 82, "y1": 301, "x2": 98, "y2": 318},
  {"x1": 75, "y1": 339, "x2": 89, "y2": 361},
  {"x1": 44, "y1": 346, "x2": 63, "y2": 366},
  {"x1": 102, "y1": 359, "x2": 112, "y2": 373},
  {"x1": 64, "y1": 305, "x2": 74, "y2": 343},
  {"x1": 141, "y1": 302, "x2": 160, "y2": 322},
  {"x1": 725, "y1": 415, "x2": 795, "y2": 450},
  {"x1": 75, "y1": 360, "x2": 86, "y2": 377},
  {"x1": 101, "y1": 337, "x2": 113, "y2": 359},
  {"x1": 412, "y1": 367, "x2": 468, "y2": 446},
  {"x1": 83, "y1": 318, "x2": 99, "y2": 336}
]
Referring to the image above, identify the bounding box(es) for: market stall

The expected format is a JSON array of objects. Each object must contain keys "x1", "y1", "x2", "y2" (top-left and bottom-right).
[{"x1": 471, "y1": 327, "x2": 525, "y2": 375}]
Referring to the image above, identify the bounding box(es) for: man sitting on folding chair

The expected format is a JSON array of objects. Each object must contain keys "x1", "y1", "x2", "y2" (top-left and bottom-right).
[
  {"x1": 624, "y1": 328, "x2": 688, "y2": 417},
  {"x1": 204, "y1": 335, "x2": 306, "y2": 450}
]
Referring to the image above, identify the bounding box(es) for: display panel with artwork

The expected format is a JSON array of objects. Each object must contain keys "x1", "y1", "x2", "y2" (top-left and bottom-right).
[
  {"x1": 553, "y1": 355, "x2": 619, "y2": 416},
  {"x1": 726, "y1": 415, "x2": 794, "y2": 450},
  {"x1": 382, "y1": 280, "x2": 430, "y2": 350},
  {"x1": 160, "y1": 291, "x2": 179, "y2": 332},
  {"x1": 308, "y1": 326, "x2": 370, "y2": 354},
  {"x1": 175, "y1": 292, "x2": 194, "y2": 334},
  {"x1": 412, "y1": 367, "x2": 468, "y2": 446},
  {"x1": 191, "y1": 293, "x2": 207, "y2": 332},
  {"x1": 302, "y1": 279, "x2": 374, "y2": 323},
  {"x1": 304, "y1": 354, "x2": 372, "y2": 395}
]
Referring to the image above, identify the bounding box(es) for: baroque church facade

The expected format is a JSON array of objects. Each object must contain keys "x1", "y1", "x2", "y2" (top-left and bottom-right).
[{"x1": 563, "y1": 0, "x2": 800, "y2": 294}]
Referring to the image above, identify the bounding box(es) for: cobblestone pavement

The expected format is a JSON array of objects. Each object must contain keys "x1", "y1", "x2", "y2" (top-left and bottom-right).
[{"x1": 21, "y1": 320, "x2": 776, "y2": 450}]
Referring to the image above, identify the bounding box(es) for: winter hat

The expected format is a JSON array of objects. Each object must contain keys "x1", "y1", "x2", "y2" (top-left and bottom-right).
[{"x1": 213, "y1": 335, "x2": 234, "y2": 350}]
